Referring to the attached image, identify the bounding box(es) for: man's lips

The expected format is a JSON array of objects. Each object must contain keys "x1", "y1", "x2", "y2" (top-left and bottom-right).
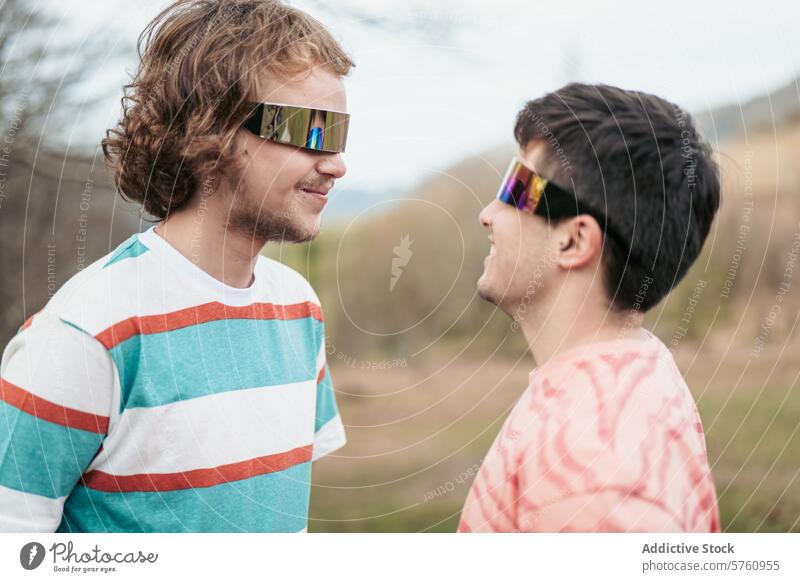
[{"x1": 299, "y1": 185, "x2": 331, "y2": 196}]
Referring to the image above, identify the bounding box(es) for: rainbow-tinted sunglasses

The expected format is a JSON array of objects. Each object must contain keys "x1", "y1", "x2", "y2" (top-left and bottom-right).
[
  {"x1": 242, "y1": 102, "x2": 350, "y2": 153},
  {"x1": 497, "y1": 157, "x2": 628, "y2": 248}
]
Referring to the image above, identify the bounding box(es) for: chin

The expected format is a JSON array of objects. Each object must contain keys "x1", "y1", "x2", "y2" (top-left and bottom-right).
[
  {"x1": 284, "y1": 223, "x2": 320, "y2": 243},
  {"x1": 272, "y1": 207, "x2": 321, "y2": 242},
  {"x1": 477, "y1": 274, "x2": 499, "y2": 305},
  {"x1": 297, "y1": 216, "x2": 322, "y2": 241}
]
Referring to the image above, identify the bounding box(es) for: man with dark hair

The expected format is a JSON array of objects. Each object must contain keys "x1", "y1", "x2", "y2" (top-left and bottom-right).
[
  {"x1": 459, "y1": 83, "x2": 721, "y2": 532},
  {"x1": 0, "y1": 0, "x2": 352, "y2": 532}
]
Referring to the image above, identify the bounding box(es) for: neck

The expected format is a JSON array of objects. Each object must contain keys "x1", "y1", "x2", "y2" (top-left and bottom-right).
[
  {"x1": 153, "y1": 185, "x2": 264, "y2": 289},
  {"x1": 517, "y1": 295, "x2": 646, "y2": 366}
]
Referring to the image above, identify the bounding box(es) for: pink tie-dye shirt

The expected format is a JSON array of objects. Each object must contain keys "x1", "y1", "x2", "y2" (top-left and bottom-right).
[{"x1": 458, "y1": 330, "x2": 720, "y2": 533}]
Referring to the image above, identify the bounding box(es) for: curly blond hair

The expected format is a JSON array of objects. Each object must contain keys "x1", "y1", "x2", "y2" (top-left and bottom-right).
[{"x1": 102, "y1": 0, "x2": 354, "y2": 219}]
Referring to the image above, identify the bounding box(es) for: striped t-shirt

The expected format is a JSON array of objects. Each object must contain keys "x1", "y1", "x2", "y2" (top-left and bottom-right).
[
  {"x1": 0, "y1": 226, "x2": 345, "y2": 532},
  {"x1": 459, "y1": 330, "x2": 720, "y2": 532}
]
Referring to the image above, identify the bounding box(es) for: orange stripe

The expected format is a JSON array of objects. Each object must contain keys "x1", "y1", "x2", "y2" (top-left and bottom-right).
[
  {"x1": 82, "y1": 444, "x2": 313, "y2": 493},
  {"x1": 0, "y1": 377, "x2": 109, "y2": 434},
  {"x1": 95, "y1": 301, "x2": 323, "y2": 349},
  {"x1": 316, "y1": 366, "x2": 326, "y2": 385},
  {"x1": 19, "y1": 312, "x2": 39, "y2": 332}
]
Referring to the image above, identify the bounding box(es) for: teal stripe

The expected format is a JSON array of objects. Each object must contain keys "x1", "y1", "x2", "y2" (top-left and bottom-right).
[
  {"x1": 0, "y1": 401, "x2": 104, "y2": 499},
  {"x1": 103, "y1": 234, "x2": 149, "y2": 268},
  {"x1": 111, "y1": 317, "x2": 322, "y2": 410},
  {"x1": 57, "y1": 461, "x2": 311, "y2": 532},
  {"x1": 315, "y1": 364, "x2": 338, "y2": 433}
]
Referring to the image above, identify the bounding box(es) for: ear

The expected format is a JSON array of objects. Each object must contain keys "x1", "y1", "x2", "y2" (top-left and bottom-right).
[{"x1": 553, "y1": 214, "x2": 604, "y2": 269}]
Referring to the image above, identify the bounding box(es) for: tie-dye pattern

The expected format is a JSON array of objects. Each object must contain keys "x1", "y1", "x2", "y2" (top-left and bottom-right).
[{"x1": 459, "y1": 331, "x2": 720, "y2": 533}]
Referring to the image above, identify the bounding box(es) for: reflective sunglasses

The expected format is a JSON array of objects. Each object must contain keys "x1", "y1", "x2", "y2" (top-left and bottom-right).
[
  {"x1": 242, "y1": 102, "x2": 350, "y2": 153},
  {"x1": 497, "y1": 157, "x2": 629, "y2": 250}
]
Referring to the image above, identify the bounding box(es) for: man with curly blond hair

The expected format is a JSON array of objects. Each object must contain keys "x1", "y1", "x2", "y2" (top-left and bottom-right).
[{"x1": 0, "y1": 0, "x2": 353, "y2": 532}]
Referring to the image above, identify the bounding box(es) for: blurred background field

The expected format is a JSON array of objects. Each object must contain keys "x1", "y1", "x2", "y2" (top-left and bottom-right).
[{"x1": 1, "y1": 0, "x2": 799, "y2": 532}]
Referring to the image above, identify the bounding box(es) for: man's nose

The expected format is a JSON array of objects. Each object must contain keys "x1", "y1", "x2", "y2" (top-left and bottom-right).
[
  {"x1": 316, "y1": 153, "x2": 347, "y2": 179},
  {"x1": 479, "y1": 199, "x2": 500, "y2": 228}
]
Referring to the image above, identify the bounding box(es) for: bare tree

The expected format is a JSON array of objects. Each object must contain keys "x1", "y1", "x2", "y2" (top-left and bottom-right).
[{"x1": 0, "y1": 0, "x2": 139, "y2": 346}]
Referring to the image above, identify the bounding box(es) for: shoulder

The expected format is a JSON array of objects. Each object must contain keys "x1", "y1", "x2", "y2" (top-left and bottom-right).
[
  {"x1": 526, "y1": 335, "x2": 695, "y2": 437},
  {"x1": 255, "y1": 256, "x2": 322, "y2": 308},
  {"x1": 37, "y1": 231, "x2": 156, "y2": 337},
  {"x1": 520, "y1": 334, "x2": 702, "y2": 482},
  {"x1": 2, "y1": 309, "x2": 117, "y2": 415},
  {"x1": 529, "y1": 334, "x2": 679, "y2": 408}
]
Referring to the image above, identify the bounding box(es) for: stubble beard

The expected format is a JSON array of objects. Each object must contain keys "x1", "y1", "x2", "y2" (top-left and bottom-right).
[{"x1": 227, "y1": 190, "x2": 320, "y2": 244}]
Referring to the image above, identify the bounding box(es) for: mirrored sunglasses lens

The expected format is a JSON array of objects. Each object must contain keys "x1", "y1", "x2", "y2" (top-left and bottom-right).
[{"x1": 497, "y1": 160, "x2": 534, "y2": 211}]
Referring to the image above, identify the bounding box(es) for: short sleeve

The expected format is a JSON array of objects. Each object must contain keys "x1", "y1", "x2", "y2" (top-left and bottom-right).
[
  {"x1": 311, "y1": 320, "x2": 346, "y2": 461},
  {"x1": 0, "y1": 312, "x2": 115, "y2": 532}
]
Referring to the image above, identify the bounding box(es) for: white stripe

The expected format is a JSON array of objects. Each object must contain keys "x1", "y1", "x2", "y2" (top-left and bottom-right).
[
  {"x1": 313, "y1": 415, "x2": 346, "y2": 461},
  {"x1": 315, "y1": 334, "x2": 327, "y2": 373},
  {"x1": 53, "y1": 233, "x2": 318, "y2": 337},
  {"x1": 256, "y1": 257, "x2": 321, "y2": 308},
  {"x1": 0, "y1": 485, "x2": 66, "y2": 533},
  {"x1": 89, "y1": 380, "x2": 317, "y2": 476},
  {"x1": 1, "y1": 312, "x2": 114, "y2": 418}
]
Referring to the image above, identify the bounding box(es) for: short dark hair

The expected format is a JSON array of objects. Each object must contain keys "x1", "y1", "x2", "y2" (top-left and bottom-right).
[{"x1": 514, "y1": 83, "x2": 720, "y2": 313}]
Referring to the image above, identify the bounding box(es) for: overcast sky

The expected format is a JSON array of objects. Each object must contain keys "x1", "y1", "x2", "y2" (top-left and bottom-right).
[{"x1": 44, "y1": 0, "x2": 800, "y2": 195}]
